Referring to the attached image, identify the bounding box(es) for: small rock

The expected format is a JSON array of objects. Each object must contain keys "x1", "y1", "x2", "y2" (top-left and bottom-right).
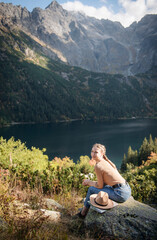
[
  {"x1": 13, "y1": 200, "x2": 30, "y2": 209},
  {"x1": 40, "y1": 209, "x2": 61, "y2": 221},
  {"x1": 44, "y1": 198, "x2": 64, "y2": 210},
  {"x1": 23, "y1": 203, "x2": 30, "y2": 208}
]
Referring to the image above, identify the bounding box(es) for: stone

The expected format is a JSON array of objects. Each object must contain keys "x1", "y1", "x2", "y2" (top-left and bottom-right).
[
  {"x1": 85, "y1": 197, "x2": 157, "y2": 240},
  {"x1": 40, "y1": 209, "x2": 61, "y2": 221},
  {"x1": 44, "y1": 198, "x2": 64, "y2": 210}
]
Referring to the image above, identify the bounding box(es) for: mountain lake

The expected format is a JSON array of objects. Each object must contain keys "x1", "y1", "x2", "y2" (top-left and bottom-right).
[{"x1": 0, "y1": 118, "x2": 157, "y2": 169}]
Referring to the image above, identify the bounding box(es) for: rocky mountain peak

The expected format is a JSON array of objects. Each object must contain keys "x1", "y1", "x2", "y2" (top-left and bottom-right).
[
  {"x1": 45, "y1": 1, "x2": 62, "y2": 11},
  {"x1": 0, "y1": 2, "x2": 156, "y2": 75}
]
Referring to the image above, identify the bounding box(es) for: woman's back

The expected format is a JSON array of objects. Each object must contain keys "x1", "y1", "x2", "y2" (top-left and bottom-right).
[{"x1": 95, "y1": 160, "x2": 125, "y2": 186}]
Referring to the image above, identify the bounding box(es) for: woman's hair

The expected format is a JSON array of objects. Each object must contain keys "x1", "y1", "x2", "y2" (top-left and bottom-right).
[{"x1": 92, "y1": 143, "x2": 116, "y2": 169}]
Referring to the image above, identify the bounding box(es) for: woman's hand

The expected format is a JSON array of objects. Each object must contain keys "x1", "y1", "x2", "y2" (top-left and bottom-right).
[
  {"x1": 82, "y1": 179, "x2": 90, "y2": 186},
  {"x1": 89, "y1": 158, "x2": 96, "y2": 166}
]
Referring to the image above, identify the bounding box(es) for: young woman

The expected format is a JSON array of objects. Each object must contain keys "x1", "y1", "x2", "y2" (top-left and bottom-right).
[{"x1": 78, "y1": 143, "x2": 131, "y2": 218}]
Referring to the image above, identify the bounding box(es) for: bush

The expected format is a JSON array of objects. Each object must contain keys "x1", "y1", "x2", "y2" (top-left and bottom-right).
[
  {"x1": 76, "y1": 155, "x2": 95, "y2": 174},
  {"x1": 0, "y1": 137, "x2": 95, "y2": 196},
  {"x1": 122, "y1": 152, "x2": 157, "y2": 203},
  {"x1": 0, "y1": 137, "x2": 48, "y2": 171}
]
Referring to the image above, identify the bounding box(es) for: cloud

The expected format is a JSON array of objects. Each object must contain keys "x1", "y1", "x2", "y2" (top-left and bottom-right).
[{"x1": 62, "y1": 0, "x2": 157, "y2": 27}]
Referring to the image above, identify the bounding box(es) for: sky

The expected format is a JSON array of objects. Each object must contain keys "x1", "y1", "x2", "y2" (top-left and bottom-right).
[{"x1": 0, "y1": 0, "x2": 157, "y2": 27}]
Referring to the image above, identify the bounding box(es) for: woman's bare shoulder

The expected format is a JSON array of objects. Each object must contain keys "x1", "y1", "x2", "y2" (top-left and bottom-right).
[{"x1": 95, "y1": 161, "x2": 107, "y2": 170}]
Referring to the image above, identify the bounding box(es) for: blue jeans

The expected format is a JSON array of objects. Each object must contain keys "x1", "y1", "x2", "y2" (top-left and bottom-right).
[{"x1": 84, "y1": 182, "x2": 131, "y2": 208}]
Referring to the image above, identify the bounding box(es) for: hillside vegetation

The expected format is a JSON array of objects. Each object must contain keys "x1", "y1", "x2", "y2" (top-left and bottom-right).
[
  {"x1": 0, "y1": 136, "x2": 156, "y2": 202},
  {"x1": 0, "y1": 136, "x2": 157, "y2": 239},
  {"x1": 0, "y1": 25, "x2": 157, "y2": 125},
  {"x1": 121, "y1": 135, "x2": 157, "y2": 203},
  {"x1": 121, "y1": 135, "x2": 157, "y2": 170}
]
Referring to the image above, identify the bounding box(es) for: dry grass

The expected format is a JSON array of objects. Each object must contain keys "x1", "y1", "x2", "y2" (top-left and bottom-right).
[{"x1": 0, "y1": 178, "x2": 96, "y2": 240}]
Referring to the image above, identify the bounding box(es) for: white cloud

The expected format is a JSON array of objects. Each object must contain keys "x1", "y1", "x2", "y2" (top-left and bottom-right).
[
  {"x1": 62, "y1": 1, "x2": 112, "y2": 18},
  {"x1": 62, "y1": 0, "x2": 157, "y2": 27}
]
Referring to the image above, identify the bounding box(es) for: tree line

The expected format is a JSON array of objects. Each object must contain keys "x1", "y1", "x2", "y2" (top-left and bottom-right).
[{"x1": 121, "y1": 135, "x2": 157, "y2": 171}]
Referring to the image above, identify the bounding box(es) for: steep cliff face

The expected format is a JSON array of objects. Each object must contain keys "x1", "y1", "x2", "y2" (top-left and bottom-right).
[
  {"x1": 0, "y1": 16, "x2": 157, "y2": 123},
  {"x1": 127, "y1": 15, "x2": 157, "y2": 74},
  {"x1": 0, "y1": 1, "x2": 157, "y2": 75}
]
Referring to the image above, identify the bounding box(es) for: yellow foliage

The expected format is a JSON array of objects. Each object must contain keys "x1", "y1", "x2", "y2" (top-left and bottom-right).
[
  {"x1": 50, "y1": 156, "x2": 75, "y2": 169},
  {"x1": 77, "y1": 155, "x2": 95, "y2": 174},
  {"x1": 0, "y1": 137, "x2": 48, "y2": 172},
  {"x1": 138, "y1": 152, "x2": 157, "y2": 169}
]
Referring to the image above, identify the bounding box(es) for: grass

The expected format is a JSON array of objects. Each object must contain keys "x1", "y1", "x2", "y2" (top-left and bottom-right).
[{"x1": 0, "y1": 175, "x2": 96, "y2": 240}]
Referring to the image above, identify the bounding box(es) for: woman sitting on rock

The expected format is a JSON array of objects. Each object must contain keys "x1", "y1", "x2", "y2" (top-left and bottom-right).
[{"x1": 78, "y1": 143, "x2": 131, "y2": 218}]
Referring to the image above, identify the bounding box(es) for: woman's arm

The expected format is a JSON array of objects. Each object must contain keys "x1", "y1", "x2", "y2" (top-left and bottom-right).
[{"x1": 82, "y1": 165, "x2": 104, "y2": 188}]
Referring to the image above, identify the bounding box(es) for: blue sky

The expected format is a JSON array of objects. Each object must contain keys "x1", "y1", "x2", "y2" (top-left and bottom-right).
[
  {"x1": 0, "y1": 0, "x2": 157, "y2": 27},
  {"x1": 0, "y1": 1, "x2": 121, "y2": 12}
]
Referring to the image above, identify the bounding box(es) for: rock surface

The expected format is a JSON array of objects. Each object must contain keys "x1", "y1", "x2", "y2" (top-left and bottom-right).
[
  {"x1": 44, "y1": 198, "x2": 64, "y2": 210},
  {"x1": 85, "y1": 197, "x2": 157, "y2": 240},
  {"x1": 0, "y1": 1, "x2": 157, "y2": 75},
  {"x1": 40, "y1": 209, "x2": 61, "y2": 221}
]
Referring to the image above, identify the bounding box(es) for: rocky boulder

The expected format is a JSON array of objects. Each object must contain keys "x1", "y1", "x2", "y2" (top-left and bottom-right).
[{"x1": 85, "y1": 197, "x2": 157, "y2": 240}]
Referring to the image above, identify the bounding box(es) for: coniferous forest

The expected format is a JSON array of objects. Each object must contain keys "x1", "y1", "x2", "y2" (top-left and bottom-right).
[
  {"x1": 0, "y1": 21, "x2": 157, "y2": 240},
  {"x1": 0, "y1": 135, "x2": 157, "y2": 239},
  {"x1": 0, "y1": 26, "x2": 157, "y2": 126}
]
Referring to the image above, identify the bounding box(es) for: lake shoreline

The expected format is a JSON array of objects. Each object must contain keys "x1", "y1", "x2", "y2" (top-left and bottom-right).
[
  {"x1": 1, "y1": 116, "x2": 157, "y2": 128},
  {"x1": 0, "y1": 119, "x2": 157, "y2": 169}
]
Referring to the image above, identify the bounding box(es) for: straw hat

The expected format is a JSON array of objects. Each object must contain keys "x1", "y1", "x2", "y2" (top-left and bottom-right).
[{"x1": 90, "y1": 191, "x2": 118, "y2": 209}]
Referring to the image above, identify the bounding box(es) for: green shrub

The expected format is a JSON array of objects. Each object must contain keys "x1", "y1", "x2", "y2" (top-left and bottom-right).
[
  {"x1": 76, "y1": 155, "x2": 94, "y2": 174},
  {"x1": 122, "y1": 153, "x2": 157, "y2": 203},
  {"x1": 0, "y1": 137, "x2": 48, "y2": 171}
]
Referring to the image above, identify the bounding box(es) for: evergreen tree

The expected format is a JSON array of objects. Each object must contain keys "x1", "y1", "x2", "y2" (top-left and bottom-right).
[
  {"x1": 121, "y1": 153, "x2": 127, "y2": 171},
  {"x1": 121, "y1": 147, "x2": 139, "y2": 171},
  {"x1": 153, "y1": 137, "x2": 157, "y2": 152},
  {"x1": 149, "y1": 134, "x2": 154, "y2": 146},
  {"x1": 127, "y1": 146, "x2": 138, "y2": 165},
  {"x1": 121, "y1": 135, "x2": 157, "y2": 171},
  {"x1": 139, "y1": 137, "x2": 150, "y2": 165}
]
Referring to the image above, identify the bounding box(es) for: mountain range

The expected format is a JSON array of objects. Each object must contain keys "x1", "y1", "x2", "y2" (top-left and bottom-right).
[
  {"x1": 0, "y1": 0, "x2": 157, "y2": 75},
  {"x1": 0, "y1": 1, "x2": 157, "y2": 124}
]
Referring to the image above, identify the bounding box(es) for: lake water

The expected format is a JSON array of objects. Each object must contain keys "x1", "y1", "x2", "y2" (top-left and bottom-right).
[{"x1": 0, "y1": 119, "x2": 157, "y2": 169}]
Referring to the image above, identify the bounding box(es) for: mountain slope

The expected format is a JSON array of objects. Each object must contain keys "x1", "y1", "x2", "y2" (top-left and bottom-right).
[
  {"x1": 0, "y1": 25, "x2": 157, "y2": 124},
  {"x1": 0, "y1": 1, "x2": 157, "y2": 75}
]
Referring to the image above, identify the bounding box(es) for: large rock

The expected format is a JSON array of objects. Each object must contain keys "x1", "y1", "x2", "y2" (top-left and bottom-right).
[{"x1": 85, "y1": 197, "x2": 157, "y2": 240}]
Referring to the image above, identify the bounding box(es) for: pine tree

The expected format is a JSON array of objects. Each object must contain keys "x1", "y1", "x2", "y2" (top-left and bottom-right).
[
  {"x1": 121, "y1": 153, "x2": 127, "y2": 171},
  {"x1": 139, "y1": 137, "x2": 151, "y2": 165},
  {"x1": 149, "y1": 134, "x2": 154, "y2": 146},
  {"x1": 153, "y1": 137, "x2": 157, "y2": 152},
  {"x1": 127, "y1": 146, "x2": 133, "y2": 160},
  {"x1": 148, "y1": 134, "x2": 154, "y2": 153},
  {"x1": 121, "y1": 136, "x2": 157, "y2": 171}
]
